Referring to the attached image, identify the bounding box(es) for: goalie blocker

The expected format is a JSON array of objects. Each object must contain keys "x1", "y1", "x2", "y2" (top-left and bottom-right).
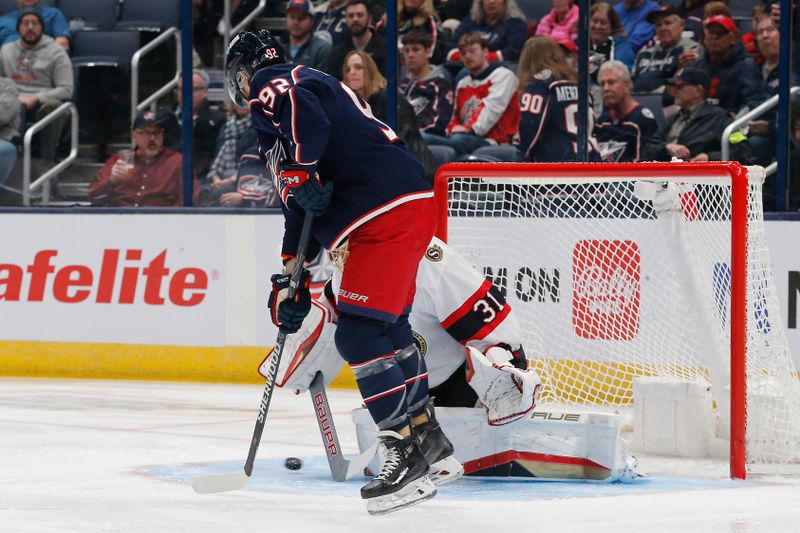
[{"x1": 261, "y1": 237, "x2": 638, "y2": 482}]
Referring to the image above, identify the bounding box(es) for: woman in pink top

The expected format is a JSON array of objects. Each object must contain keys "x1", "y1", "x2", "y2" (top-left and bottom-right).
[{"x1": 534, "y1": 0, "x2": 579, "y2": 41}]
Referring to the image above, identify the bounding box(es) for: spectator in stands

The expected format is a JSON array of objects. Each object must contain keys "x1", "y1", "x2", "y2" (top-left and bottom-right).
[
  {"x1": 377, "y1": 0, "x2": 446, "y2": 65},
  {"x1": 330, "y1": 0, "x2": 387, "y2": 79},
  {"x1": 741, "y1": 13, "x2": 791, "y2": 167},
  {"x1": 426, "y1": 32, "x2": 519, "y2": 156},
  {"x1": 203, "y1": 146, "x2": 279, "y2": 208},
  {"x1": 283, "y1": 0, "x2": 332, "y2": 73},
  {"x1": 206, "y1": 103, "x2": 254, "y2": 195},
  {"x1": 516, "y1": 36, "x2": 600, "y2": 162},
  {"x1": 641, "y1": 68, "x2": 749, "y2": 163},
  {"x1": 632, "y1": 6, "x2": 700, "y2": 95},
  {"x1": 535, "y1": 0, "x2": 579, "y2": 42},
  {"x1": 89, "y1": 112, "x2": 194, "y2": 207},
  {"x1": 0, "y1": 0, "x2": 70, "y2": 50},
  {"x1": 613, "y1": 0, "x2": 660, "y2": 54},
  {"x1": 0, "y1": 9, "x2": 72, "y2": 171},
  {"x1": 678, "y1": 0, "x2": 713, "y2": 42},
  {"x1": 399, "y1": 31, "x2": 454, "y2": 138},
  {"x1": 342, "y1": 49, "x2": 440, "y2": 177},
  {"x1": 447, "y1": 0, "x2": 527, "y2": 63},
  {"x1": 696, "y1": 1, "x2": 732, "y2": 49},
  {"x1": 176, "y1": 69, "x2": 226, "y2": 180},
  {"x1": 742, "y1": 4, "x2": 768, "y2": 55},
  {"x1": 0, "y1": 77, "x2": 20, "y2": 191},
  {"x1": 690, "y1": 15, "x2": 753, "y2": 115},
  {"x1": 590, "y1": 3, "x2": 635, "y2": 77},
  {"x1": 313, "y1": 0, "x2": 350, "y2": 45},
  {"x1": 594, "y1": 60, "x2": 658, "y2": 162}
]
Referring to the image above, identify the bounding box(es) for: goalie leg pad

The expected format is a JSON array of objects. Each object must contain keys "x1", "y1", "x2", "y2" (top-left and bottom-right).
[
  {"x1": 466, "y1": 346, "x2": 542, "y2": 426},
  {"x1": 260, "y1": 300, "x2": 342, "y2": 393}
]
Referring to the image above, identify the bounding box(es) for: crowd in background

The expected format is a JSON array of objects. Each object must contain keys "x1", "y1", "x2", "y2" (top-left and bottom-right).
[{"x1": 0, "y1": 0, "x2": 798, "y2": 209}]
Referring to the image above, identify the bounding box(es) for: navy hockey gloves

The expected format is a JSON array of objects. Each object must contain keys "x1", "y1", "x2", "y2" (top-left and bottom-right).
[
  {"x1": 268, "y1": 269, "x2": 312, "y2": 334},
  {"x1": 279, "y1": 161, "x2": 333, "y2": 216}
]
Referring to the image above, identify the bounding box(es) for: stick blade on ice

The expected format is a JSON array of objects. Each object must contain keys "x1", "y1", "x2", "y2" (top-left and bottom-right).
[{"x1": 193, "y1": 469, "x2": 249, "y2": 494}]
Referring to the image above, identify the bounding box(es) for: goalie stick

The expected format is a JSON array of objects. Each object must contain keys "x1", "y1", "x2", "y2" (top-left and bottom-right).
[
  {"x1": 193, "y1": 211, "x2": 315, "y2": 494},
  {"x1": 309, "y1": 371, "x2": 377, "y2": 481}
]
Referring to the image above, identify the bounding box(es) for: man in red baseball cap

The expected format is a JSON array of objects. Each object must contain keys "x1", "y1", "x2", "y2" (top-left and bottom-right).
[{"x1": 686, "y1": 14, "x2": 752, "y2": 115}]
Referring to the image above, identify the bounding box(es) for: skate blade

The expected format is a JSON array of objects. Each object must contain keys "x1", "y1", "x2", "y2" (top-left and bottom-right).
[
  {"x1": 428, "y1": 455, "x2": 464, "y2": 487},
  {"x1": 366, "y1": 476, "x2": 437, "y2": 516}
]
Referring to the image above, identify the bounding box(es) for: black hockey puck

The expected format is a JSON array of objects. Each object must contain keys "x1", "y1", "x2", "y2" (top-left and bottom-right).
[{"x1": 285, "y1": 457, "x2": 302, "y2": 470}]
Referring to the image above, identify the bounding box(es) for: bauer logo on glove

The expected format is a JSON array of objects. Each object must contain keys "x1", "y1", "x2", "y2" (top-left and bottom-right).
[
  {"x1": 278, "y1": 160, "x2": 333, "y2": 216},
  {"x1": 267, "y1": 269, "x2": 312, "y2": 334}
]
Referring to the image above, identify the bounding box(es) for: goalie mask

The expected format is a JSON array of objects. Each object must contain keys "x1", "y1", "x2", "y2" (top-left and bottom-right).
[{"x1": 225, "y1": 30, "x2": 286, "y2": 108}]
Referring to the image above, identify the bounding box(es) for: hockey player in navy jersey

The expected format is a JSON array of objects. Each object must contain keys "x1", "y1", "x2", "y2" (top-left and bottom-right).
[
  {"x1": 594, "y1": 60, "x2": 658, "y2": 162},
  {"x1": 225, "y1": 30, "x2": 461, "y2": 515},
  {"x1": 516, "y1": 37, "x2": 601, "y2": 162}
]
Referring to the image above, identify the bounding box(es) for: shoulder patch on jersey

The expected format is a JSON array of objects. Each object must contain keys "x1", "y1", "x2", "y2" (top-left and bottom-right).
[
  {"x1": 425, "y1": 243, "x2": 444, "y2": 262},
  {"x1": 412, "y1": 330, "x2": 428, "y2": 358},
  {"x1": 642, "y1": 107, "x2": 655, "y2": 119},
  {"x1": 534, "y1": 69, "x2": 552, "y2": 80}
]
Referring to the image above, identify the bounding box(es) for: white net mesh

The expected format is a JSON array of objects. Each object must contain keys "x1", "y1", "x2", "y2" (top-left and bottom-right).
[{"x1": 439, "y1": 164, "x2": 800, "y2": 470}]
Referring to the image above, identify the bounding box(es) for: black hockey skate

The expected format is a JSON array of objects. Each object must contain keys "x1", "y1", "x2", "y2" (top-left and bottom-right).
[
  {"x1": 413, "y1": 402, "x2": 464, "y2": 486},
  {"x1": 361, "y1": 430, "x2": 436, "y2": 516}
]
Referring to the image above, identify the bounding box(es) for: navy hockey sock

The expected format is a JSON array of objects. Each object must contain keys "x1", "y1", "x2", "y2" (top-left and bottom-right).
[{"x1": 336, "y1": 312, "x2": 410, "y2": 431}]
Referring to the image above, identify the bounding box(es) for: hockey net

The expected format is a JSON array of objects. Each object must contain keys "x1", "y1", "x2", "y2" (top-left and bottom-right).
[{"x1": 434, "y1": 161, "x2": 800, "y2": 478}]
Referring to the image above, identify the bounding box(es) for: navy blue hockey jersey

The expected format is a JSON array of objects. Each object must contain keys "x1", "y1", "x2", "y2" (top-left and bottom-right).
[
  {"x1": 248, "y1": 64, "x2": 432, "y2": 257},
  {"x1": 517, "y1": 71, "x2": 600, "y2": 162},
  {"x1": 400, "y1": 66, "x2": 454, "y2": 137},
  {"x1": 594, "y1": 104, "x2": 658, "y2": 162}
]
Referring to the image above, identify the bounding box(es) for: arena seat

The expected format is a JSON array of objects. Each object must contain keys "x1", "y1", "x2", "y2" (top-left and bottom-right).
[
  {"x1": 71, "y1": 30, "x2": 142, "y2": 145},
  {"x1": 59, "y1": 0, "x2": 121, "y2": 31},
  {"x1": 633, "y1": 93, "x2": 667, "y2": 128},
  {"x1": 116, "y1": 0, "x2": 181, "y2": 31},
  {"x1": 516, "y1": 0, "x2": 553, "y2": 23}
]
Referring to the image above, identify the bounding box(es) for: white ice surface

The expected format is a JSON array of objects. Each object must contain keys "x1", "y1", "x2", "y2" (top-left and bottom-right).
[{"x1": 3, "y1": 378, "x2": 800, "y2": 533}]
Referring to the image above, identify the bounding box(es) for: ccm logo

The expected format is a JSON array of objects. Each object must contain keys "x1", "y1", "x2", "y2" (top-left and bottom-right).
[
  {"x1": 339, "y1": 289, "x2": 369, "y2": 303},
  {"x1": 0, "y1": 249, "x2": 209, "y2": 306},
  {"x1": 572, "y1": 240, "x2": 640, "y2": 341}
]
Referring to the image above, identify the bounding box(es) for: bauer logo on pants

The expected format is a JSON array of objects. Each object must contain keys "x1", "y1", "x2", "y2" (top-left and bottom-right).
[{"x1": 571, "y1": 240, "x2": 640, "y2": 341}]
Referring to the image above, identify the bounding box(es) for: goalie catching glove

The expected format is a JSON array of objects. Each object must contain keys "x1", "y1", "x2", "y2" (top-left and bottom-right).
[
  {"x1": 268, "y1": 269, "x2": 312, "y2": 334},
  {"x1": 278, "y1": 161, "x2": 333, "y2": 216},
  {"x1": 466, "y1": 346, "x2": 542, "y2": 426}
]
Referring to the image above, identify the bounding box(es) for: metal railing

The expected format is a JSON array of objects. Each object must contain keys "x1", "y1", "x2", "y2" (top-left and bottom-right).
[
  {"x1": 22, "y1": 102, "x2": 79, "y2": 206},
  {"x1": 131, "y1": 27, "x2": 181, "y2": 128},
  {"x1": 721, "y1": 86, "x2": 800, "y2": 176},
  {"x1": 221, "y1": 0, "x2": 267, "y2": 57}
]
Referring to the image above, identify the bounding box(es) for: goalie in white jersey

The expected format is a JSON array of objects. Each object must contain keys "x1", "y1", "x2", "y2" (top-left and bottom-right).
[
  {"x1": 265, "y1": 237, "x2": 637, "y2": 482},
  {"x1": 268, "y1": 236, "x2": 541, "y2": 424}
]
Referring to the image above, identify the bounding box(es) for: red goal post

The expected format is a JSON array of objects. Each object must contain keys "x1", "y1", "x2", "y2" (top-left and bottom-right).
[{"x1": 433, "y1": 161, "x2": 791, "y2": 480}]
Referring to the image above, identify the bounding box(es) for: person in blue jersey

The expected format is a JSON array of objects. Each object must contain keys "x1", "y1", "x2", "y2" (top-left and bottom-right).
[
  {"x1": 516, "y1": 36, "x2": 601, "y2": 163},
  {"x1": 594, "y1": 60, "x2": 658, "y2": 162},
  {"x1": 225, "y1": 30, "x2": 461, "y2": 515}
]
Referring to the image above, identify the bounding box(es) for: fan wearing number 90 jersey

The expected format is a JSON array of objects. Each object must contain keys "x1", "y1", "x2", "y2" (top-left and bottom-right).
[{"x1": 516, "y1": 37, "x2": 601, "y2": 163}]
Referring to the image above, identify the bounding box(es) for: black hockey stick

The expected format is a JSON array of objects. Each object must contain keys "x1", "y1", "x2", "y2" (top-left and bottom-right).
[
  {"x1": 309, "y1": 371, "x2": 377, "y2": 481},
  {"x1": 194, "y1": 211, "x2": 315, "y2": 494}
]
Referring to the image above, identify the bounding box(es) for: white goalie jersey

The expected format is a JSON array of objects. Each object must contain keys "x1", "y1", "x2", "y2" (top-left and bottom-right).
[
  {"x1": 344, "y1": 237, "x2": 527, "y2": 389},
  {"x1": 265, "y1": 237, "x2": 528, "y2": 392}
]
